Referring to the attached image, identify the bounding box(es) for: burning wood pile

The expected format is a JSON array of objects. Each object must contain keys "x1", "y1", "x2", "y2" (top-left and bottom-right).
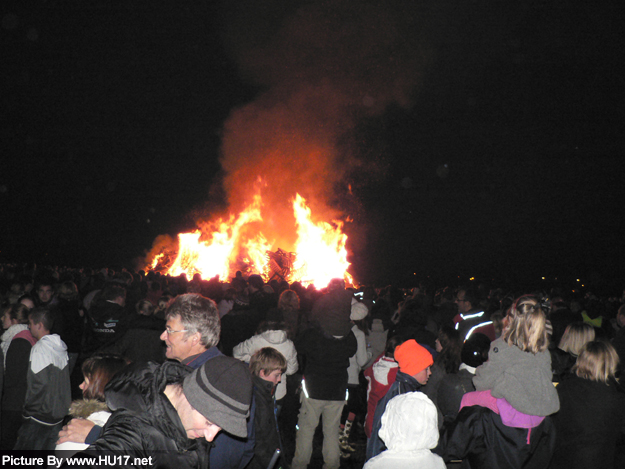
[{"x1": 146, "y1": 193, "x2": 352, "y2": 289}]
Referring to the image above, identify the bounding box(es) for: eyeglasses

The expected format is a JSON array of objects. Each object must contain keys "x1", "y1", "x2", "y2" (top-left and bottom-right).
[
  {"x1": 455, "y1": 298, "x2": 468, "y2": 303},
  {"x1": 165, "y1": 327, "x2": 189, "y2": 335}
]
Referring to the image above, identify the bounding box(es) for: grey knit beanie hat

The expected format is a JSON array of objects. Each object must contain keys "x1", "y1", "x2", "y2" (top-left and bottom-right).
[{"x1": 183, "y1": 355, "x2": 252, "y2": 438}]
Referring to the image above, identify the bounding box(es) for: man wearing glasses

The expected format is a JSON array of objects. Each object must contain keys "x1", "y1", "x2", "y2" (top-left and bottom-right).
[
  {"x1": 59, "y1": 293, "x2": 256, "y2": 469},
  {"x1": 160, "y1": 294, "x2": 222, "y2": 367}
]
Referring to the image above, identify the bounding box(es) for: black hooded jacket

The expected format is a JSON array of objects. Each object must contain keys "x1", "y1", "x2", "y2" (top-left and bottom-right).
[{"x1": 74, "y1": 361, "x2": 209, "y2": 469}]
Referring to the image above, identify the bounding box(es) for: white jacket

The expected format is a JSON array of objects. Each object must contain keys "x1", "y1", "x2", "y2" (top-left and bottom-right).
[
  {"x1": 347, "y1": 325, "x2": 371, "y2": 385},
  {"x1": 233, "y1": 330, "x2": 298, "y2": 400},
  {"x1": 364, "y1": 392, "x2": 445, "y2": 469}
]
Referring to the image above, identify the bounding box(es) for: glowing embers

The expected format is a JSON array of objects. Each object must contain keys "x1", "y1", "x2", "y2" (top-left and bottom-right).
[{"x1": 148, "y1": 193, "x2": 351, "y2": 289}]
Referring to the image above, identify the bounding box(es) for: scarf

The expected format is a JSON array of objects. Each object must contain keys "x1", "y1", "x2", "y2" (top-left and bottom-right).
[{"x1": 1, "y1": 324, "x2": 29, "y2": 368}]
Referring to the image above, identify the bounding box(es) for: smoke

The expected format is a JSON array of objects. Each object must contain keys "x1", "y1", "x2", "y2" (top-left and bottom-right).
[{"x1": 217, "y1": 0, "x2": 427, "y2": 249}]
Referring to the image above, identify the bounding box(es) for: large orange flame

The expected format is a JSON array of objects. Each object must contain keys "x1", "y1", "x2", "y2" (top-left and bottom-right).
[{"x1": 148, "y1": 192, "x2": 351, "y2": 289}]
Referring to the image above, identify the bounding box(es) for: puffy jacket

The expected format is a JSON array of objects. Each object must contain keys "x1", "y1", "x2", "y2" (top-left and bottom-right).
[
  {"x1": 233, "y1": 330, "x2": 298, "y2": 400},
  {"x1": 364, "y1": 392, "x2": 445, "y2": 469},
  {"x1": 83, "y1": 361, "x2": 209, "y2": 469},
  {"x1": 435, "y1": 404, "x2": 556, "y2": 469}
]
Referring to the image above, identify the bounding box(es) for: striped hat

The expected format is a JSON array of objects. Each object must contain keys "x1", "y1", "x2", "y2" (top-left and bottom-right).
[{"x1": 183, "y1": 355, "x2": 252, "y2": 438}]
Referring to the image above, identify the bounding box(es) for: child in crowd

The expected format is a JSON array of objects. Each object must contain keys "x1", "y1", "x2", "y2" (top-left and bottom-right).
[
  {"x1": 364, "y1": 392, "x2": 445, "y2": 469},
  {"x1": 366, "y1": 338, "x2": 433, "y2": 461},
  {"x1": 247, "y1": 347, "x2": 287, "y2": 469},
  {"x1": 436, "y1": 295, "x2": 559, "y2": 468}
]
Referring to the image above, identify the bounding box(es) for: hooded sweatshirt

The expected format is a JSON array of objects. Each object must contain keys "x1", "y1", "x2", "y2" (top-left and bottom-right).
[
  {"x1": 364, "y1": 392, "x2": 445, "y2": 469},
  {"x1": 23, "y1": 334, "x2": 71, "y2": 424},
  {"x1": 233, "y1": 329, "x2": 298, "y2": 400}
]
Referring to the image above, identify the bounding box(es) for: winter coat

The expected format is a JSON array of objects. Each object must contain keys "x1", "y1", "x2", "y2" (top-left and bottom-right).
[
  {"x1": 436, "y1": 367, "x2": 476, "y2": 423},
  {"x1": 1, "y1": 328, "x2": 36, "y2": 412},
  {"x1": 310, "y1": 288, "x2": 353, "y2": 337},
  {"x1": 550, "y1": 374, "x2": 625, "y2": 469},
  {"x1": 85, "y1": 300, "x2": 129, "y2": 354},
  {"x1": 364, "y1": 392, "x2": 445, "y2": 469},
  {"x1": 233, "y1": 330, "x2": 298, "y2": 400},
  {"x1": 55, "y1": 399, "x2": 111, "y2": 453},
  {"x1": 296, "y1": 326, "x2": 357, "y2": 401},
  {"x1": 1, "y1": 324, "x2": 29, "y2": 367},
  {"x1": 247, "y1": 374, "x2": 282, "y2": 469},
  {"x1": 83, "y1": 361, "x2": 209, "y2": 469},
  {"x1": 364, "y1": 355, "x2": 398, "y2": 437},
  {"x1": 436, "y1": 401, "x2": 556, "y2": 469},
  {"x1": 23, "y1": 334, "x2": 71, "y2": 424},
  {"x1": 473, "y1": 338, "x2": 559, "y2": 416},
  {"x1": 366, "y1": 370, "x2": 423, "y2": 460},
  {"x1": 101, "y1": 314, "x2": 166, "y2": 364}
]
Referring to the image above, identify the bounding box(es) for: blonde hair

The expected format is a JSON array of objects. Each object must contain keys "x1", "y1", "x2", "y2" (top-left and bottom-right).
[
  {"x1": 502, "y1": 295, "x2": 549, "y2": 354},
  {"x1": 558, "y1": 322, "x2": 595, "y2": 356},
  {"x1": 573, "y1": 340, "x2": 619, "y2": 384}
]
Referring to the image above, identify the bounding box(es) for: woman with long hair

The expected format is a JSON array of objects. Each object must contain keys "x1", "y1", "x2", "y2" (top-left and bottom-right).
[{"x1": 550, "y1": 340, "x2": 625, "y2": 469}]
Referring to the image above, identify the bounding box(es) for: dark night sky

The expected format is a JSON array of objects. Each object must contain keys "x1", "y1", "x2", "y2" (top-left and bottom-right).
[{"x1": 2, "y1": 0, "x2": 624, "y2": 289}]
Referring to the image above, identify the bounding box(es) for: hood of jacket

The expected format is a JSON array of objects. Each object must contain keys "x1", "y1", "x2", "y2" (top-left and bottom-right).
[
  {"x1": 260, "y1": 329, "x2": 288, "y2": 345},
  {"x1": 31, "y1": 334, "x2": 68, "y2": 374},
  {"x1": 379, "y1": 391, "x2": 439, "y2": 452},
  {"x1": 69, "y1": 399, "x2": 110, "y2": 418},
  {"x1": 372, "y1": 356, "x2": 399, "y2": 386},
  {"x1": 104, "y1": 360, "x2": 194, "y2": 450}
]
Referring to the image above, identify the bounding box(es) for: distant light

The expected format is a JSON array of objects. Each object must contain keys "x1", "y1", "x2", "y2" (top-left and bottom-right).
[
  {"x1": 582, "y1": 284, "x2": 585, "y2": 287},
  {"x1": 577, "y1": 279, "x2": 580, "y2": 282},
  {"x1": 470, "y1": 277, "x2": 475, "y2": 281},
  {"x1": 542, "y1": 277, "x2": 545, "y2": 280}
]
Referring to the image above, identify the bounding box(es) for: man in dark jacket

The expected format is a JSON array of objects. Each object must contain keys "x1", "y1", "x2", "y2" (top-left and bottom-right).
[
  {"x1": 70, "y1": 356, "x2": 252, "y2": 469},
  {"x1": 366, "y1": 339, "x2": 433, "y2": 461},
  {"x1": 291, "y1": 318, "x2": 357, "y2": 469},
  {"x1": 84, "y1": 283, "x2": 129, "y2": 354}
]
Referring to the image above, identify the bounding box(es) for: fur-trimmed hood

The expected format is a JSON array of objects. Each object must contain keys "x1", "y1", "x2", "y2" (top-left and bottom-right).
[{"x1": 69, "y1": 399, "x2": 109, "y2": 418}]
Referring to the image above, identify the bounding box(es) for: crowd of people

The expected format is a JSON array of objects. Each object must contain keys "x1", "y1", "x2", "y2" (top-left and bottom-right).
[{"x1": 0, "y1": 262, "x2": 624, "y2": 468}]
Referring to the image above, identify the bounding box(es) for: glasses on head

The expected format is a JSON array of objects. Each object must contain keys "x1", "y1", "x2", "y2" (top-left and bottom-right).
[{"x1": 165, "y1": 327, "x2": 189, "y2": 335}]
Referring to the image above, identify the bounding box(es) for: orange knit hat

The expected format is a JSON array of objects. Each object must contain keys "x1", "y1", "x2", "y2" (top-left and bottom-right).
[{"x1": 394, "y1": 339, "x2": 433, "y2": 376}]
